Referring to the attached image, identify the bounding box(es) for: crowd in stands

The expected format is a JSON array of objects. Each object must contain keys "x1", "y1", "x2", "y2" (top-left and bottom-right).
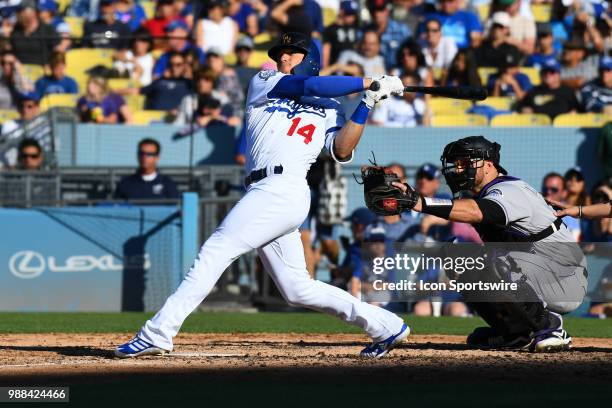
[{"x1": 0, "y1": 0, "x2": 606, "y2": 131}]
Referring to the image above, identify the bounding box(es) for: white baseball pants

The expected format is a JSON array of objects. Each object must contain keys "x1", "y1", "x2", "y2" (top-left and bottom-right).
[{"x1": 139, "y1": 174, "x2": 404, "y2": 350}]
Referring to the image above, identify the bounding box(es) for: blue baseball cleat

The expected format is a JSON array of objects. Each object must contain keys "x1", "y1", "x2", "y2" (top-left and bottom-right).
[
  {"x1": 360, "y1": 323, "x2": 410, "y2": 358},
  {"x1": 115, "y1": 336, "x2": 168, "y2": 358}
]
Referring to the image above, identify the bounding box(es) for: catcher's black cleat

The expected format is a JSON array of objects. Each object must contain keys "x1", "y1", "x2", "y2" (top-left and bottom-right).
[{"x1": 467, "y1": 326, "x2": 531, "y2": 350}]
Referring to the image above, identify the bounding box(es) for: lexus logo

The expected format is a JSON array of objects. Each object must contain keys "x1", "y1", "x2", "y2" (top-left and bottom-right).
[
  {"x1": 9, "y1": 251, "x2": 45, "y2": 279},
  {"x1": 8, "y1": 251, "x2": 151, "y2": 279}
]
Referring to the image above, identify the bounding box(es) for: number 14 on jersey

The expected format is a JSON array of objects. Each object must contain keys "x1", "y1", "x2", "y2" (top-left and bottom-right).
[{"x1": 287, "y1": 117, "x2": 316, "y2": 144}]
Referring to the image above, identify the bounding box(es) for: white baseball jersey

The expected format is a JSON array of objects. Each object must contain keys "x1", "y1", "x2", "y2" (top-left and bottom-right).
[
  {"x1": 244, "y1": 70, "x2": 351, "y2": 178},
  {"x1": 137, "y1": 69, "x2": 405, "y2": 352}
]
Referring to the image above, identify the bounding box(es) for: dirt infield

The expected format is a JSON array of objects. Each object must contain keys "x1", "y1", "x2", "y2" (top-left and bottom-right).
[{"x1": 1, "y1": 333, "x2": 611, "y2": 404}]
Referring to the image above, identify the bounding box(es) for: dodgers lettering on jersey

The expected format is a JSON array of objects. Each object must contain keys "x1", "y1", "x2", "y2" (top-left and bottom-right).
[
  {"x1": 244, "y1": 70, "x2": 349, "y2": 178},
  {"x1": 479, "y1": 178, "x2": 575, "y2": 243}
]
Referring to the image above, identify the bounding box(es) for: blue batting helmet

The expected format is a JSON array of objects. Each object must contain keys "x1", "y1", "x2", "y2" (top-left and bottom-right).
[{"x1": 268, "y1": 32, "x2": 320, "y2": 76}]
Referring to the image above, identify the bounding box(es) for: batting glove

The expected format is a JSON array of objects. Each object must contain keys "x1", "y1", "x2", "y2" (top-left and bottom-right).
[{"x1": 362, "y1": 89, "x2": 382, "y2": 109}]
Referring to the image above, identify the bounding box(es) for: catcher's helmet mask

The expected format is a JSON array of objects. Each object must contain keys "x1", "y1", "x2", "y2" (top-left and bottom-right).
[
  {"x1": 268, "y1": 32, "x2": 320, "y2": 77},
  {"x1": 441, "y1": 136, "x2": 507, "y2": 196}
]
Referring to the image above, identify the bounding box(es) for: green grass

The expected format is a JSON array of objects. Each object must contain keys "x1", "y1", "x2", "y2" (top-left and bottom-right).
[{"x1": 0, "y1": 312, "x2": 610, "y2": 338}]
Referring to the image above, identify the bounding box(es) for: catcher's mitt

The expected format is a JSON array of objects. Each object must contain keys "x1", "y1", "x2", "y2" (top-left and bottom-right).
[{"x1": 357, "y1": 166, "x2": 420, "y2": 216}]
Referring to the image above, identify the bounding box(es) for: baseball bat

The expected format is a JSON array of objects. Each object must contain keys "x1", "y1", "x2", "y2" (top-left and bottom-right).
[{"x1": 370, "y1": 82, "x2": 488, "y2": 101}]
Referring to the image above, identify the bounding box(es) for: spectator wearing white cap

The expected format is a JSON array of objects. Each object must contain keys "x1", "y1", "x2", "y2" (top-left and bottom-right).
[
  {"x1": 493, "y1": 0, "x2": 535, "y2": 55},
  {"x1": 474, "y1": 12, "x2": 522, "y2": 69},
  {"x1": 196, "y1": 0, "x2": 239, "y2": 56}
]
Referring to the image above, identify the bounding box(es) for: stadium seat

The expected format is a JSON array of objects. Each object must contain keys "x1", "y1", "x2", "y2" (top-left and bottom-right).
[
  {"x1": 64, "y1": 16, "x2": 84, "y2": 38},
  {"x1": 428, "y1": 98, "x2": 473, "y2": 115},
  {"x1": 253, "y1": 32, "x2": 272, "y2": 45},
  {"x1": 249, "y1": 50, "x2": 272, "y2": 68},
  {"x1": 40, "y1": 93, "x2": 79, "y2": 110},
  {"x1": 57, "y1": 0, "x2": 71, "y2": 13},
  {"x1": 476, "y1": 96, "x2": 514, "y2": 111},
  {"x1": 431, "y1": 114, "x2": 488, "y2": 127},
  {"x1": 531, "y1": 4, "x2": 552, "y2": 23},
  {"x1": 108, "y1": 78, "x2": 136, "y2": 91},
  {"x1": 553, "y1": 113, "x2": 612, "y2": 127},
  {"x1": 490, "y1": 113, "x2": 551, "y2": 127},
  {"x1": 520, "y1": 67, "x2": 540, "y2": 86},
  {"x1": 66, "y1": 49, "x2": 113, "y2": 72},
  {"x1": 21, "y1": 64, "x2": 45, "y2": 84},
  {"x1": 477, "y1": 4, "x2": 490, "y2": 23},
  {"x1": 478, "y1": 67, "x2": 497, "y2": 86},
  {"x1": 323, "y1": 7, "x2": 338, "y2": 27},
  {"x1": 0, "y1": 109, "x2": 19, "y2": 123},
  {"x1": 141, "y1": 1, "x2": 155, "y2": 19},
  {"x1": 125, "y1": 94, "x2": 146, "y2": 112},
  {"x1": 132, "y1": 110, "x2": 168, "y2": 125}
]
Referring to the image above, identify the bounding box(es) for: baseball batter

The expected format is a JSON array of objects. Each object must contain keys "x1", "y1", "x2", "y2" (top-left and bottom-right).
[
  {"x1": 116, "y1": 33, "x2": 409, "y2": 359},
  {"x1": 365, "y1": 136, "x2": 587, "y2": 352}
]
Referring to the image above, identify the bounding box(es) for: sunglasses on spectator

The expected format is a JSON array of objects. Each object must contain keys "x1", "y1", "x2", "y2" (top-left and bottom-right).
[
  {"x1": 139, "y1": 151, "x2": 158, "y2": 157},
  {"x1": 170, "y1": 61, "x2": 184, "y2": 67},
  {"x1": 426, "y1": 27, "x2": 440, "y2": 33},
  {"x1": 1, "y1": 60, "x2": 14, "y2": 66},
  {"x1": 542, "y1": 186, "x2": 559, "y2": 194},
  {"x1": 20, "y1": 152, "x2": 40, "y2": 159}
]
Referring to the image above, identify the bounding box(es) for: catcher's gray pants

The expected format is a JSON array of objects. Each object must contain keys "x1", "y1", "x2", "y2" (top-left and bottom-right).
[
  {"x1": 503, "y1": 250, "x2": 588, "y2": 314},
  {"x1": 138, "y1": 174, "x2": 404, "y2": 350}
]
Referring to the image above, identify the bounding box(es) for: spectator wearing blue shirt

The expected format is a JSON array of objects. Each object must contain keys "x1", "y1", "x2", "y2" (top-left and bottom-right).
[
  {"x1": 114, "y1": 138, "x2": 180, "y2": 201},
  {"x1": 422, "y1": 0, "x2": 483, "y2": 50},
  {"x1": 142, "y1": 52, "x2": 193, "y2": 112},
  {"x1": 367, "y1": 0, "x2": 412, "y2": 70},
  {"x1": 114, "y1": 0, "x2": 146, "y2": 32},
  {"x1": 153, "y1": 20, "x2": 206, "y2": 79},
  {"x1": 228, "y1": 0, "x2": 259, "y2": 37},
  {"x1": 487, "y1": 51, "x2": 532, "y2": 99},
  {"x1": 35, "y1": 52, "x2": 79, "y2": 96},
  {"x1": 526, "y1": 24, "x2": 557, "y2": 69}
]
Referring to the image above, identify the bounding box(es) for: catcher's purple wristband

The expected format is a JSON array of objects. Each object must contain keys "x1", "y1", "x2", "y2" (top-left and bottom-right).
[{"x1": 350, "y1": 101, "x2": 370, "y2": 125}]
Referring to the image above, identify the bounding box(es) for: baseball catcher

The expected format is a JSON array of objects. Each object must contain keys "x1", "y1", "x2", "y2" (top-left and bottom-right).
[{"x1": 362, "y1": 136, "x2": 588, "y2": 352}]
